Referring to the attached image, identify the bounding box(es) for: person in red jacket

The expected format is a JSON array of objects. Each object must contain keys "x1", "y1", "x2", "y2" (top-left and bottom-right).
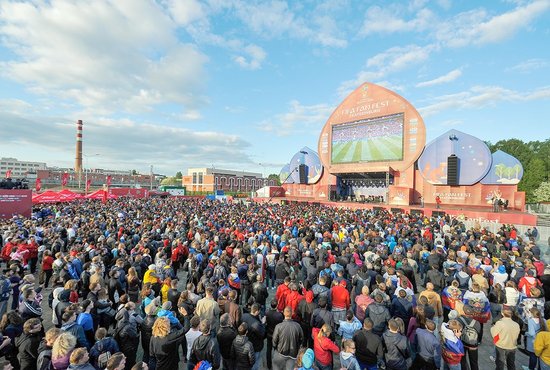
[
  {"x1": 276, "y1": 277, "x2": 291, "y2": 312},
  {"x1": 331, "y1": 280, "x2": 350, "y2": 325},
  {"x1": 313, "y1": 324, "x2": 340, "y2": 370},
  {"x1": 284, "y1": 283, "x2": 303, "y2": 319},
  {"x1": 1, "y1": 237, "x2": 15, "y2": 264}
]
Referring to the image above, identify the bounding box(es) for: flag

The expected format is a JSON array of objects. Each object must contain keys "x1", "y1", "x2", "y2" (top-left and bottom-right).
[
  {"x1": 106, "y1": 175, "x2": 112, "y2": 187},
  {"x1": 102, "y1": 190, "x2": 107, "y2": 204},
  {"x1": 5, "y1": 169, "x2": 11, "y2": 178},
  {"x1": 61, "y1": 173, "x2": 69, "y2": 187},
  {"x1": 35, "y1": 178, "x2": 42, "y2": 192},
  {"x1": 86, "y1": 179, "x2": 91, "y2": 192}
]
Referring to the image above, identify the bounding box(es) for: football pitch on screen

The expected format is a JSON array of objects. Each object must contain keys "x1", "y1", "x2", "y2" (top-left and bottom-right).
[{"x1": 331, "y1": 134, "x2": 403, "y2": 163}]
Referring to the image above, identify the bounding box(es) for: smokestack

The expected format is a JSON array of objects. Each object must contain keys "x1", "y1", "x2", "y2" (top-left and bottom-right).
[{"x1": 75, "y1": 120, "x2": 83, "y2": 174}]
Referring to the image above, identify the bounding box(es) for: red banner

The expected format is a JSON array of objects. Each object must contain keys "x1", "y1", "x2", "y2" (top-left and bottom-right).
[
  {"x1": 5, "y1": 170, "x2": 11, "y2": 178},
  {"x1": 86, "y1": 179, "x2": 91, "y2": 193},
  {"x1": 35, "y1": 178, "x2": 42, "y2": 192},
  {"x1": 61, "y1": 173, "x2": 69, "y2": 187},
  {"x1": 106, "y1": 175, "x2": 112, "y2": 187}
]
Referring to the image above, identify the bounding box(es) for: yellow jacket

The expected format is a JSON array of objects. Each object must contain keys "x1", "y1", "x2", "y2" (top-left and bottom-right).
[
  {"x1": 534, "y1": 320, "x2": 550, "y2": 365},
  {"x1": 144, "y1": 269, "x2": 159, "y2": 285}
]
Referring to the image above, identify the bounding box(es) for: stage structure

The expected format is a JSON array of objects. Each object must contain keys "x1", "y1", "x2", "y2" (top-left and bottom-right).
[{"x1": 279, "y1": 82, "x2": 526, "y2": 211}]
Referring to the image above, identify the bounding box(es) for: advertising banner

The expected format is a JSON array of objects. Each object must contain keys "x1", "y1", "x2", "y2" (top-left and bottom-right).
[{"x1": 0, "y1": 190, "x2": 32, "y2": 218}]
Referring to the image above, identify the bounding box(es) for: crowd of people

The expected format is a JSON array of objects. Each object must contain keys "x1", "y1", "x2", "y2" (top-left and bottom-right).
[{"x1": 0, "y1": 197, "x2": 548, "y2": 370}]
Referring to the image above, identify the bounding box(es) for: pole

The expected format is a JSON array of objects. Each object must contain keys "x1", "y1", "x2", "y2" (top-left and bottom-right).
[{"x1": 150, "y1": 165, "x2": 153, "y2": 190}]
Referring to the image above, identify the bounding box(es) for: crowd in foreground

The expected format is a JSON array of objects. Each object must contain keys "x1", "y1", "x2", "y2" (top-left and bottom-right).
[{"x1": 0, "y1": 197, "x2": 548, "y2": 370}]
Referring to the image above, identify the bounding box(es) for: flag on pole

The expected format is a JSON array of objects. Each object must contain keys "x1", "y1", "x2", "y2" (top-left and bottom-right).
[
  {"x1": 35, "y1": 178, "x2": 42, "y2": 192},
  {"x1": 61, "y1": 173, "x2": 69, "y2": 187},
  {"x1": 102, "y1": 189, "x2": 108, "y2": 204},
  {"x1": 5, "y1": 169, "x2": 11, "y2": 178},
  {"x1": 86, "y1": 179, "x2": 91, "y2": 193},
  {"x1": 106, "y1": 175, "x2": 112, "y2": 187}
]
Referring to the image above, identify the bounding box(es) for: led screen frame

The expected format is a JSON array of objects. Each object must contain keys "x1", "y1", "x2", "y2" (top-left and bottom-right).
[{"x1": 331, "y1": 112, "x2": 404, "y2": 164}]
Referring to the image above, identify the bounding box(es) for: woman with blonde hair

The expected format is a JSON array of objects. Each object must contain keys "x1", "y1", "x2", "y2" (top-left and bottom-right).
[
  {"x1": 312, "y1": 323, "x2": 340, "y2": 370},
  {"x1": 149, "y1": 317, "x2": 185, "y2": 369},
  {"x1": 51, "y1": 332, "x2": 77, "y2": 370}
]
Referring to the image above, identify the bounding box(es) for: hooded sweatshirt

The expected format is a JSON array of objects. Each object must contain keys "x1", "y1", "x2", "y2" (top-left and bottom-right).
[{"x1": 339, "y1": 351, "x2": 361, "y2": 370}]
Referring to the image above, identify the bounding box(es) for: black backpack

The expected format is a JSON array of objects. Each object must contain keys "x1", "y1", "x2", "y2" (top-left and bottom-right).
[{"x1": 459, "y1": 317, "x2": 479, "y2": 347}]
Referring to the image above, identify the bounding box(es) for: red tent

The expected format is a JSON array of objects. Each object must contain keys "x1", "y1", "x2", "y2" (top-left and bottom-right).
[
  {"x1": 32, "y1": 190, "x2": 64, "y2": 204},
  {"x1": 58, "y1": 189, "x2": 84, "y2": 201},
  {"x1": 85, "y1": 189, "x2": 118, "y2": 200}
]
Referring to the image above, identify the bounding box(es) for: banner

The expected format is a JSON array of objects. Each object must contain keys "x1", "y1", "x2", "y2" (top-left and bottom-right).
[
  {"x1": 5, "y1": 170, "x2": 11, "y2": 179},
  {"x1": 86, "y1": 179, "x2": 91, "y2": 193},
  {"x1": 35, "y1": 178, "x2": 42, "y2": 192},
  {"x1": 61, "y1": 173, "x2": 69, "y2": 187},
  {"x1": 106, "y1": 175, "x2": 112, "y2": 187}
]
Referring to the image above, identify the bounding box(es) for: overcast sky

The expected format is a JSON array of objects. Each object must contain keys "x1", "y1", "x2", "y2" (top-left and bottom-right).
[{"x1": 0, "y1": 0, "x2": 549, "y2": 176}]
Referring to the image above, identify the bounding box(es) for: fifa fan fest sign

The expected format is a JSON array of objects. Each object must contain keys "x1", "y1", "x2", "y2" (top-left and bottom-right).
[{"x1": 318, "y1": 82, "x2": 427, "y2": 174}]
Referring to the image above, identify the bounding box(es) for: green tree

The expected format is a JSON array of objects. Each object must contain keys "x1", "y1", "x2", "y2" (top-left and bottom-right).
[
  {"x1": 522, "y1": 157, "x2": 547, "y2": 202},
  {"x1": 131, "y1": 169, "x2": 139, "y2": 175},
  {"x1": 533, "y1": 181, "x2": 550, "y2": 203},
  {"x1": 175, "y1": 171, "x2": 183, "y2": 179},
  {"x1": 268, "y1": 173, "x2": 281, "y2": 186},
  {"x1": 160, "y1": 177, "x2": 181, "y2": 186}
]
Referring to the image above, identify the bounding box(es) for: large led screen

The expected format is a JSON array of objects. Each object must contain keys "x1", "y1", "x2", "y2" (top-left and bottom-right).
[{"x1": 331, "y1": 113, "x2": 404, "y2": 164}]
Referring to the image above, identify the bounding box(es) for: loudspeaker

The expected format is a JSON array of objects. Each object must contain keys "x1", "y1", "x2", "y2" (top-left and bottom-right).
[
  {"x1": 433, "y1": 211, "x2": 446, "y2": 218},
  {"x1": 447, "y1": 155, "x2": 459, "y2": 186},
  {"x1": 373, "y1": 207, "x2": 385, "y2": 212},
  {"x1": 391, "y1": 208, "x2": 404, "y2": 214},
  {"x1": 298, "y1": 164, "x2": 308, "y2": 184}
]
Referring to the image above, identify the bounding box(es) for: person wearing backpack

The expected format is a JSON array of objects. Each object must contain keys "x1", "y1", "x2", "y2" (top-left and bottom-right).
[
  {"x1": 89, "y1": 328, "x2": 119, "y2": 370},
  {"x1": 450, "y1": 309, "x2": 481, "y2": 370}
]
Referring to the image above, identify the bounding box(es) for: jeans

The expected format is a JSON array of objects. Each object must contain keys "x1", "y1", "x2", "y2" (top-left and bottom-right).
[
  {"x1": 527, "y1": 350, "x2": 538, "y2": 370},
  {"x1": 267, "y1": 266, "x2": 276, "y2": 288},
  {"x1": 272, "y1": 351, "x2": 295, "y2": 370},
  {"x1": 460, "y1": 347, "x2": 479, "y2": 370},
  {"x1": 251, "y1": 351, "x2": 261, "y2": 370},
  {"x1": 443, "y1": 363, "x2": 461, "y2": 370},
  {"x1": 0, "y1": 300, "x2": 8, "y2": 320},
  {"x1": 495, "y1": 347, "x2": 516, "y2": 370},
  {"x1": 541, "y1": 359, "x2": 550, "y2": 370}
]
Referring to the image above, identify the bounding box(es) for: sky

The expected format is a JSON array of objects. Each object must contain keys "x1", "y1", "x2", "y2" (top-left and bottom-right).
[{"x1": 0, "y1": 0, "x2": 549, "y2": 177}]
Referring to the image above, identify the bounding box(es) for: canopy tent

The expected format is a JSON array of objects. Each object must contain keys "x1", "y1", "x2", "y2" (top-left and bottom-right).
[
  {"x1": 32, "y1": 190, "x2": 64, "y2": 204},
  {"x1": 85, "y1": 189, "x2": 118, "y2": 200},
  {"x1": 58, "y1": 189, "x2": 84, "y2": 201}
]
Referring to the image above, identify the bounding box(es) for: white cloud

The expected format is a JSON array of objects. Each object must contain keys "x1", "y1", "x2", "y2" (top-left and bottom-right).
[
  {"x1": 228, "y1": 0, "x2": 347, "y2": 48},
  {"x1": 416, "y1": 68, "x2": 462, "y2": 87},
  {"x1": 507, "y1": 58, "x2": 549, "y2": 73},
  {"x1": 436, "y1": 0, "x2": 550, "y2": 47},
  {"x1": 338, "y1": 44, "x2": 434, "y2": 97},
  {"x1": 0, "y1": 112, "x2": 254, "y2": 174},
  {"x1": 256, "y1": 100, "x2": 334, "y2": 137},
  {"x1": 0, "y1": 0, "x2": 208, "y2": 116},
  {"x1": 419, "y1": 85, "x2": 550, "y2": 117},
  {"x1": 233, "y1": 44, "x2": 267, "y2": 70},
  {"x1": 359, "y1": 5, "x2": 434, "y2": 35}
]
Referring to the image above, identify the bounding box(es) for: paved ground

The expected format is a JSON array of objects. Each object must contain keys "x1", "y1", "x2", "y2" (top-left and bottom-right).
[{"x1": 21, "y1": 269, "x2": 533, "y2": 370}]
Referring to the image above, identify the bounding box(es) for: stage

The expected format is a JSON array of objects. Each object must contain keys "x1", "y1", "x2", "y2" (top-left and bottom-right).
[{"x1": 256, "y1": 197, "x2": 538, "y2": 227}]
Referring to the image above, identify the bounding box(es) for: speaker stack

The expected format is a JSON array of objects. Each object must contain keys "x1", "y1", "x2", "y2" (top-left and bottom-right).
[
  {"x1": 447, "y1": 155, "x2": 459, "y2": 186},
  {"x1": 298, "y1": 164, "x2": 308, "y2": 184}
]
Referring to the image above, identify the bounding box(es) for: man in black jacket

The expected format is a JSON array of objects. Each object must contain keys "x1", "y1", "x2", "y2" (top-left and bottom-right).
[
  {"x1": 241, "y1": 303, "x2": 265, "y2": 370},
  {"x1": 190, "y1": 319, "x2": 221, "y2": 370},
  {"x1": 231, "y1": 322, "x2": 256, "y2": 370},
  {"x1": 272, "y1": 306, "x2": 304, "y2": 370},
  {"x1": 353, "y1": 318, "x2": 384, "y2": 370},
  {"x1": 16, "y1": 318, "x2": 43, "y2": 370},
  {"x1": 217, "y1": 313, "x2": 237, "y2": 370},
  {"x1": 265, "y1": 299, "x2": 283, "y2": 369},
  {"x1": 251, "y1": 275, "x2": 268, "y2": 313}
]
